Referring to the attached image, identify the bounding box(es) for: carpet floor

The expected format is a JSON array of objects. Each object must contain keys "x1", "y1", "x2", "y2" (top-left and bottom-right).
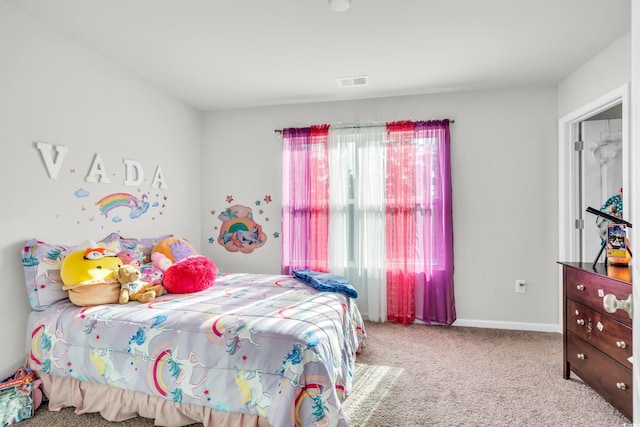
[{"x1": 18, "y1": 321, "x2": 631, "y2": 426}]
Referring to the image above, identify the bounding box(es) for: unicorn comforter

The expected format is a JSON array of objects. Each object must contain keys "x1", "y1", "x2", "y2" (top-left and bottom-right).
[{"x1": 27, "y1": 273, "x2": 366, "y2": 427}]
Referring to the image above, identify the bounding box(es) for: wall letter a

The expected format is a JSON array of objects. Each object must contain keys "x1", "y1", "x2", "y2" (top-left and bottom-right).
[
  {"x1": 85, "y1": 154, "x2": 111, "y2": 184},
  {"x1": 34, "y1": 141, "x2": 68, "y2": 179}
]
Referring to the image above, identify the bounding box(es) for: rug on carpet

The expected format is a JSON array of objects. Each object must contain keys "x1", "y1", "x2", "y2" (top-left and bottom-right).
[{"x1": 344, "y1": 363, "x2": 403, "y2": 427}]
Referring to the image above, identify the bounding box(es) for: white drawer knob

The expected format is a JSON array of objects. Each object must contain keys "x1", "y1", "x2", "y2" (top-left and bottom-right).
[
  {"x1": 576, "y1": 284, "x2": 585, "y2": 291},
  {"x1": 603, "y1": 294, "x2": 633, "y2": 319},
  {"x1": 616, "y1": 341, "x2": 627, "y2": 349},
  {"x1": 576, "y1": 319, "x2": 585, "y2": 326},
  {"x1": 617, "y1": 382, "x2": 627, "y2": 390},
  {"x1": 577, "y1": 353, "x2": 585, "y2": 360}
]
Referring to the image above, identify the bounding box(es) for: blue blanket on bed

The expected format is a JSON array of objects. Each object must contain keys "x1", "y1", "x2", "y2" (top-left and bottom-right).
[{"x1": 292, "y1": 269, "x2": 358, "y2": 299}]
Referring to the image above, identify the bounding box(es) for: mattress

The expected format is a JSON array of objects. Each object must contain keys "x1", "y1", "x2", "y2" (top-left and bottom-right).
[{"x1": 27, "y1": 273, "x2": 366, "y2": 426}]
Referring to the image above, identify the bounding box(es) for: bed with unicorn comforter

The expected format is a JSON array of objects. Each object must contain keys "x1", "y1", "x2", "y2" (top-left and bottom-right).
[{"x1": 26, "y1": 272, "x2": 366, "y2": 427}]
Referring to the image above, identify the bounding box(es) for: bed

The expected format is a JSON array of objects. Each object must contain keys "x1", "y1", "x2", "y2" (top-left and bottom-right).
[{"x1": 22, "y1": 234, "x2": 366, "y2": 427}]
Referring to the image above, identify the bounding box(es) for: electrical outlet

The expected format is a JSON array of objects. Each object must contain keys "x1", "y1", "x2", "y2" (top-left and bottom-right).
[{"x1": 516, "y1": 279, "x2": 526, "y2": 294}]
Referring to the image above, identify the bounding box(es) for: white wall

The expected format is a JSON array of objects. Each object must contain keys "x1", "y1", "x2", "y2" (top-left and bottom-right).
[
  {"x1": 0, "y1": 3, "x2": 202, "y2": 378},
  {"x1": 202, "y1": 87, "x2": 559, "y2": 331},
  {"x1": 558, "y1": 33, "x2": 631, "y2": 118}
]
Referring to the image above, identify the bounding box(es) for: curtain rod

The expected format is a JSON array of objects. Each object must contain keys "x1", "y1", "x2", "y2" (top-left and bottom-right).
[{"x1": 274, "y1": 119, "x2": 454, "y2": 134}]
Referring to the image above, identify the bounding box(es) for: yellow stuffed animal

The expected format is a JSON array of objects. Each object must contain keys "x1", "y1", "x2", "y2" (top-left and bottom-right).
[
  {"x1": 114, "y1": 265, "x2": 165, "y2": 304},
  {"x1": 61, "y1": 246, "x2": 123, "y2": 306}
]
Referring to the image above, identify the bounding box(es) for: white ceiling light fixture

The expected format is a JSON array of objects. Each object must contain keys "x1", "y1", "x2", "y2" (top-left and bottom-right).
[{"x1": 329, "y1": 0, "x2": 351, "y2": 12}]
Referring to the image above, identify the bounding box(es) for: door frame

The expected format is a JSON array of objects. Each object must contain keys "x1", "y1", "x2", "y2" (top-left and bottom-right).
[{"x1": 558, "y1": 84, "x2": 631, "y2": 264}]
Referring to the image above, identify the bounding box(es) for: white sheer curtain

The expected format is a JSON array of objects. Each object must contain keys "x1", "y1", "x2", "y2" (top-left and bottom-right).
[{"x1": 328, "y1": 126, "x2": 387, "y2": 322}]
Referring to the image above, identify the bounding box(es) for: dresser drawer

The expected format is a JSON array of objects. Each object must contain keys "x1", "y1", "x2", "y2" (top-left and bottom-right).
[
  {"x1": 565, "y1": 267, "x2": 632, "y2": 326},
  {"x1": 566, "y1": 299, "x2": 632, "y2": 369},
  {"x1": 566, "y1": 331, "x2": 632, "y2": 419}
]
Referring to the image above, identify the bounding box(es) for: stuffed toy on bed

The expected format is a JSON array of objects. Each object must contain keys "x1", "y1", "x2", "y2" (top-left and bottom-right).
[
  {"x1": 162, "y1": 255, "x2": 217, "y2": 294},
  {"x1": 152, "y1": 236, "x2": 197, "y2": 263},
  {"x1": 117, "y1": 248, "x2": 143, "y2": 268},
  {"x1": 150, "y1": 237, "x2": 217, "y2": 294},
  {"x1": 60, "y1": 245, "x2": 123, "y2": 306},
  {"x1": 114, "y1": 265, "x2": 165, "y2": 304}
]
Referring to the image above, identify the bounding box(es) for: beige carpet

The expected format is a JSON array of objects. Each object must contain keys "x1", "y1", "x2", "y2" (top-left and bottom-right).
[
  {"x1": 343, "y1": 363, "x2": 404, "y2": 426},
  {"x1": 19, "y1": 321, "x2": 631, "y2": 426}
]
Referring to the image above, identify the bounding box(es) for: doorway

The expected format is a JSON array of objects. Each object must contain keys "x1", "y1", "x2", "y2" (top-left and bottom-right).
[
  {"x1": 580, "y1": 105, "x2": 624, "y2": 264},
  {"x1": 558, "y1": 84, "x2": 630, "y2": 264}
]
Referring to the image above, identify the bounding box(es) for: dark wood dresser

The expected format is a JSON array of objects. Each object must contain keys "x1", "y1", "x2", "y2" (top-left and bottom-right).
[{"x1": 559, "y1": 262, "x2": 633, "y2": 420}]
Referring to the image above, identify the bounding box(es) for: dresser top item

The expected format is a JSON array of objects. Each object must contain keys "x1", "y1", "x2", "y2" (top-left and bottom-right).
[{"x1": 558, "y1": 262, "x2": 632, "y2": 285}]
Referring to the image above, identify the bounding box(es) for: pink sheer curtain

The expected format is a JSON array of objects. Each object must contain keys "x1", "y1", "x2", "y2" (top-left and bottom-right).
[
  {"x1": 281, "y1": 125, "x2": 329, "y2": 274},
  {"x1": 385, "y1": 121, "x2": 417, "y2": 325},
  {"x1": 309, "y1": 125, "x2": 330, "y2": 271}
]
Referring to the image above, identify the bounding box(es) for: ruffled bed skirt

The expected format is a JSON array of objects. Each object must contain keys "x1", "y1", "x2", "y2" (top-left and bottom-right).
[{"x1": 37, "y1": 372, "x2": 271, "y2": 427}]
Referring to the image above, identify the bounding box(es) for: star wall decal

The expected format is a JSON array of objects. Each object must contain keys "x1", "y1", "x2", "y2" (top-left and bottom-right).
[
  {"x1": 264, "y1": 195, "x2": 272, "y2": 203},
  {"x1": 226, "y1": 195, "x2": 234, "y2": 203}
]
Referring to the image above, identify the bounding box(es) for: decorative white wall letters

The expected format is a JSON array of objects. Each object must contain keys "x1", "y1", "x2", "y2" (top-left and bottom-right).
[
  {"x1": 85, "y1": 153, "x2": 111, "y2": 184},
  {"x1": 34, "y1": 142, "x2": 168, "y2": 188},
  {"x1": 151, "y1": 166, "x2": 169, "y2": 189},
  {"x1": 123, "y1": 159, "x2": 143, "y2": 186},
  {"x1": 34, "y1": 141, "x2": 68, "y2": 179}
]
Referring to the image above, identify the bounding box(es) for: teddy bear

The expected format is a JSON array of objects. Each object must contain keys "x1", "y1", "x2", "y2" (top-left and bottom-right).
[{"x1": 114, "y1": 264, "x2": 165, "y2": 304}]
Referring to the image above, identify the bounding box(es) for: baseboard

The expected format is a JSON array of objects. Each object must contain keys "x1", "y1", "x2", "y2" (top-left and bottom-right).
[{"x1": 452, "y1": 318, "x2": 562, "y2": 334}]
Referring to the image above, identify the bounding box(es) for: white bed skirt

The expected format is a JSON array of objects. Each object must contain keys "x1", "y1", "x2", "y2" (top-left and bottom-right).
[{"x1": 38, "y1": 371, "x2": 271, "y2": 427}]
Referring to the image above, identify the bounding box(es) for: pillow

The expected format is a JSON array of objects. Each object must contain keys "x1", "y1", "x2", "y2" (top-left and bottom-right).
[
  {"x1": 162, "y1": 255, "x2": 217, "y2": 294},
  {"x1": 21, "y1": 233, "x2": 123, "y2": 311},
  {"x1": 152, "y1": 237, "x2": 196, "y2": 263},
  {"x1": 119, "y1": 234, "x2": 173, "y2": 263}
]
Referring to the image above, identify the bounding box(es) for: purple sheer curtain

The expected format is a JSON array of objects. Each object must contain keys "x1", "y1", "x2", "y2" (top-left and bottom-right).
[
  {"x1": 414, "y1": 120, "x2": 455, "y2": 325},
  {"x1": 281, "y1": 126, "x2": 330, "y2": 275},
  {"x1": 281, "y1": 127, "x2": 311, "y2": 275}
]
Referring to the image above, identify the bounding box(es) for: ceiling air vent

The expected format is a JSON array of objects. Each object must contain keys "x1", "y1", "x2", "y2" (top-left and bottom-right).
[{"x1": 336, "y1": 75, "x2": 369, "y2": 88}]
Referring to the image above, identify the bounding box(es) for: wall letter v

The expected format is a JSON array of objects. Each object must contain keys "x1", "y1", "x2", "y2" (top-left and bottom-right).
[{"x1": 34, "y1": 141, "x2": 69, "y2": 179}]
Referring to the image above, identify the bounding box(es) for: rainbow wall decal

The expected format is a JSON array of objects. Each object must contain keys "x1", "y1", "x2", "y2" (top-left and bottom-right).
[{"x1": 96, "y1": 192, "x2": 149, "y2": 220}]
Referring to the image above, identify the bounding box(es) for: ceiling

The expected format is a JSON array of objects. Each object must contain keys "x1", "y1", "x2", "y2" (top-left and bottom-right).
[{"x1": 6, "y1": 0, "x2": 631, "y2": 111}]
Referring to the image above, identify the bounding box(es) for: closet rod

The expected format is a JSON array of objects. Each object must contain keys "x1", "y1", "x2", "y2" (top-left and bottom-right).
[{"x1": 274, "y1": 119, "x2": 454, "y2": 134}]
